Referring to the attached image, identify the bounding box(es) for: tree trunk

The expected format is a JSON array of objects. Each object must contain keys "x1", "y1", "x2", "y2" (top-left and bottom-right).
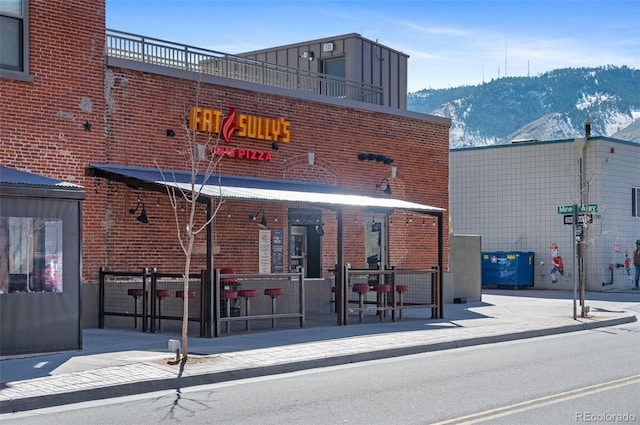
[{"x1": 182, "y1": 237, "x2": 194, "y2": 358}]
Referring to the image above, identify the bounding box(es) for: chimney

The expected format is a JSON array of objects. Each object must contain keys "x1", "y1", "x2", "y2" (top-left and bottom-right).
[{"x1": 584, "y1": 120, "x2": 591, "y2": 138}]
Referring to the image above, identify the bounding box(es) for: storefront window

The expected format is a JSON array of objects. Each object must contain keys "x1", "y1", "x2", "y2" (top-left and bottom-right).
[{"x1": 0, "y1": 217, "x2": 63, "y2": 294}]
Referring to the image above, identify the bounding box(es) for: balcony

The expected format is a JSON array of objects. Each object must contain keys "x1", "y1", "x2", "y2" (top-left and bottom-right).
[{"x1": 106, "y1": 29, "x2": 383, "y2": 105}]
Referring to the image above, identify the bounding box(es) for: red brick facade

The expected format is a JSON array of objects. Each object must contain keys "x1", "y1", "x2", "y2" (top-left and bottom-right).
[
  {"x1": 1, "y1": 0, "x2": 107, "y2": 282},
  {"x1": 1, "y1": 0, "x2": 449, "y2": 285}
]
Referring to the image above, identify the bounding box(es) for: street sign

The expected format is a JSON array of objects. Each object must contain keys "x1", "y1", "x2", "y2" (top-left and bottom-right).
[
  {"x1": 557, "y1": 204, "x2": 598, "y2": 214},
  {"x1": 563, "y1": 214, "x2": 593, "y2": 225}
]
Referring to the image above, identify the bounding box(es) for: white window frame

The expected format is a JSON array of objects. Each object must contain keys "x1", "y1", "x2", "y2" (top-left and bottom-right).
[
  {"x1": 0, "y1": 0, "x2": 32, "y2": 82},
  {"x1": 633, "y1": 187, "x2": 640, "y2": 218}
]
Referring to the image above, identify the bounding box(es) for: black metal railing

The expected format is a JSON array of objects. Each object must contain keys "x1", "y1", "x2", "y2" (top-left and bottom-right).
[
  {"x1": 329, "y1": 266, "x2": 441, "y2": 323},
  {"x1": 106, "y1": 29, "x2": 383, "y2": 105},
  {"x1": 98, "y1": 267, "x2": 305, "y2": 337}
]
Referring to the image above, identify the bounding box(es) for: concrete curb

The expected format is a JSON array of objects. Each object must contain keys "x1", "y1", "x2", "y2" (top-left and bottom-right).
[{"x1": 1, "y1": 314, "x2": 635, "y2": 414}]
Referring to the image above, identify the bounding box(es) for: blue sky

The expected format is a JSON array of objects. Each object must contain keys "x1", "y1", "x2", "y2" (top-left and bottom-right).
[{"x1": 106, "y1": 0, "x2": 640, "y2": 92}]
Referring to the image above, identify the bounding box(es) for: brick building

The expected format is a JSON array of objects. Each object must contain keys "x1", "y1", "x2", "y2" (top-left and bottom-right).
[{"x1": 1, "y1": 1, "x2": 450, "y2": 351}]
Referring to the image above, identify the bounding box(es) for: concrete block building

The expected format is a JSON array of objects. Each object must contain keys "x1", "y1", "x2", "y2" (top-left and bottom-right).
[{"x1": 450, "y1": 133, "x2": 640, "y2": 291}]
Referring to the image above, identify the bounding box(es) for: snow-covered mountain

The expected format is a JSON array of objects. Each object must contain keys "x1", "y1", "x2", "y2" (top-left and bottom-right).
[{"x1": 407, "y1": 66, "x2": 640, "y2": 148}]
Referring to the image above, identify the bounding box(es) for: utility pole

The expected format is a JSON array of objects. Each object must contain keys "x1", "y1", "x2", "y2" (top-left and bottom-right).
[{"x1": 574, "y1": 120, "x2": 591, "y2": 318}]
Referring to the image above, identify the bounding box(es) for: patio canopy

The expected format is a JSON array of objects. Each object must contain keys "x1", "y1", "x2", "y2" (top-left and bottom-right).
[
  {"x1": 87, "y1": 163, "x2": 445, "y2": 214},
  {"x1": 87, "y1": 162, "x2": 445, "y2": 325}
]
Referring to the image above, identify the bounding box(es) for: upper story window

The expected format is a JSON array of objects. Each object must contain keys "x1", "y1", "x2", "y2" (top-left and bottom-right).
[
  {"x1": 633, "y1": 187, "x2": 640, "y2": 218},
  {"x1": 0, "y1": 0, "x2": 31, "y2": 81}
]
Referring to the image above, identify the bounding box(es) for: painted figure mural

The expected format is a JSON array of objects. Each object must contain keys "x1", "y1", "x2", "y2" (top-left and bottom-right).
[{"x1": 549, "y1": 242, "x2": 564, "y2": 283}]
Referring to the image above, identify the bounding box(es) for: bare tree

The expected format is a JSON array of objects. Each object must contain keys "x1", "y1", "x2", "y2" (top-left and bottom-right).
[{"x1": 158, "y1": 83, "x2": 229, "y2": 360}]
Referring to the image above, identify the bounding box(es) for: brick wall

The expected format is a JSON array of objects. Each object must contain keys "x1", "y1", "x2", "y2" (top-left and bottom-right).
[
  {"x1": 1, "y1": 0, "x2": 449, "y2": 284},
  {"x1": 101, "y1": 67, "x2": 450, "y2": 280},
  {"x1": 1, "y1": 0, "x2": 107, "y2": 283}
]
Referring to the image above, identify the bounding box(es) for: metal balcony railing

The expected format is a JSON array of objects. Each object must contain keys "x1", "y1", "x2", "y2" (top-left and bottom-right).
[{"x1": 106, "y1": 29, "x2": 383, "y2": 105}]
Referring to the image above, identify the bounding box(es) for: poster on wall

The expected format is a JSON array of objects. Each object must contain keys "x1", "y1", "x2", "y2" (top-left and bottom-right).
[
  {"x1": 259, "y1": 229, "x2": 271, "y2": 274},
  {"x1": 271, "y1": 230, "x2": 283, "y2": 273}
]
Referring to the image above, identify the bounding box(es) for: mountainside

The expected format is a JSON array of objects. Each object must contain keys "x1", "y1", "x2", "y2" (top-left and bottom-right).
[{"x1": 407, "y1": 66, "x2": 640, "y2": 148}]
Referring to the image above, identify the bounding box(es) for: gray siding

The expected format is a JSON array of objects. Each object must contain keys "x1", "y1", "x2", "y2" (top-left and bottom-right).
[
  {"x1": 240, "y1": 33, "x2": 408, "y2": 110},
  {"x1": 450, "y1": 138, "x2": 640, "y2": 291}
]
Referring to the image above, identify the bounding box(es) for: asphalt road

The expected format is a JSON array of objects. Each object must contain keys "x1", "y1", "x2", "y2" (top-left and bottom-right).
[{"x1": 5, "y1": 320, "x2": 640, "y2": 425}]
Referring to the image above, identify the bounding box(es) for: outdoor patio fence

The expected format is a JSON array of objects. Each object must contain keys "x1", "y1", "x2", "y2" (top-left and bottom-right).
[{"x1": 98, "y1": 267, "x2": 305, "y2": 337}]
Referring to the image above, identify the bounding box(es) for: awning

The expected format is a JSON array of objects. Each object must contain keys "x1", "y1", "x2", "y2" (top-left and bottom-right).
[
  {"x1": 88, "y1": 162, "x2": 446, "y2": 324},
  {"x1": 1, "y1": 165, "x2": 85, "y2": 200},
  {"x1": 1, "y1": 165, "x2": 82, "y2": 188},
  {"x1": 88, "y1": 163, "x2": 444, "y2": 214}
]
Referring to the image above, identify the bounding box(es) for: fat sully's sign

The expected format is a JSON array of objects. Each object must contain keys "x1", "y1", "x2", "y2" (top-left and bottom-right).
[{"x1": 187, "y1": 106, "x2": 292, "y2": 162}]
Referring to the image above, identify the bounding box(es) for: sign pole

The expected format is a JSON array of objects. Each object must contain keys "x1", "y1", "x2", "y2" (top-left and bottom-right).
[{"x1": 572, "y1": 204, "x2": 578, "y2": 320}]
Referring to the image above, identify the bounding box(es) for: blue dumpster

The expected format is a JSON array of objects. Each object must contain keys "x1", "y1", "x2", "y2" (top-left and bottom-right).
[{"x1": 482, "y1": 251, "x2": 534, "y2": 287}]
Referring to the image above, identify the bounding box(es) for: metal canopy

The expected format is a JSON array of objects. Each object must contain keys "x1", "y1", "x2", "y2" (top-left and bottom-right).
[
  {"x1": 1, "y1": 166, "x2": 85, "y2": 200},
  {"x1": 88, "y1": 162, "x2": 445, "y2": 326},
  {"x1": 88, "y1": 163, "x2": 445, "y2": 214}
]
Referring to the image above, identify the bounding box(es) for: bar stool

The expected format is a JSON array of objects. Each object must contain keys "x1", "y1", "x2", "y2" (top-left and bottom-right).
[
  {"x1": 264, "y1": 288, "x2": 283, "y2": 328},
  {"x1": 155, "y1": 289, "x2": 171, "y2": 330},
  {"x1": 127, "y1": 288, "x2": 144, "y2": 328},
  {"x1": 220, "y1": 268, "x2": 239, "y2": 289},
  {"x1": 331, "y1": 286, "x2": 338, "y2": 313},
  {"x1": 221, "y1": 267, "x2": 240, "y2": 317},
  {"x1": 396, "y1": 285, "x2": 410, "y2": 320},
  {"x1": 176, "y1": 290, "x2": 196, "y2": 298},
  {"x1": 220, "y1": 290, "x2": 238, "y2": 333},
  {"x1": 238, "y1": 289, "x2": 258, "y2": 331},
  {"x1": 352, "y1": 283, "x2": 370, "y2": 323},
  {"x1": 372, "y1": 284, "x2": 391, "y2": 320}
]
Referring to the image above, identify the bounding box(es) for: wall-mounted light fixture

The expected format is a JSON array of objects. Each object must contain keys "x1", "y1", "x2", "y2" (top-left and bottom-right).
[
  {"x1": 315, "y1": 224, "x2": 325, "y2": 236},
  {"x1": 300, "y1": 51, "x2": 314, "y2": 61},
  {"x1": 272, "y1": 142, "x2": 279, "y2": 150},
  {"x1": 166, "y1": 129, "x2": 176, "y2": 137},
  {"x1": 249, "y1": 209, "x2": 268, "y2": 229},
  {"x1": 129, "y1": 198, "x2": 149, "y2": 223},
  {"x1": 375, "y1": 178, "x2": 392, "y2": 195},
  {"x1": 358, "y1": 152, "x2": 393, "y2": 164}
]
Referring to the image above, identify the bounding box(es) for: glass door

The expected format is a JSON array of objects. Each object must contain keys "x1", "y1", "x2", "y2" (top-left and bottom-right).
[
  {"x1": 364, "y1": 214, "x2": 387, "y2": 270},
  {"x1": 289, "y1": 225, "x2": 307, "y2": 274}
]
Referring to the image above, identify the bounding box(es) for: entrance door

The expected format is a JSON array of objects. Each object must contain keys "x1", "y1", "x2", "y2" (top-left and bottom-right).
[
  {"x1": 289, "y1": 224, "x2": 323, "y2": 278},
  {"x1": 364, "y1": 214, "x2": 387, "y2": 270},
  {"x1": 290, "y1": 226, "x2": 307, "y2": 274},
  {"x1": 320, "y1": 57, "x2": 345, "y2": 97},
  {"x1": 288, "y1": 208, "x2": 323, "y2": 278}
]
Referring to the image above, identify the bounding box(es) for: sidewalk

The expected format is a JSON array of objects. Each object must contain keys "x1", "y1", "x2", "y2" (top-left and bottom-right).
[{"x1": 1, "y1": 289, "x2": 639, "y2": 414}]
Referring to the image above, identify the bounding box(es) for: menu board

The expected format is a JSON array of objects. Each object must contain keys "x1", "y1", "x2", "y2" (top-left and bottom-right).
[
  {"x1": 271, "y1": 230, "x2": 284, "y2": 273},
  {"x1": 258, "y1": 229, "x2": 271, "y2": 274}
]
